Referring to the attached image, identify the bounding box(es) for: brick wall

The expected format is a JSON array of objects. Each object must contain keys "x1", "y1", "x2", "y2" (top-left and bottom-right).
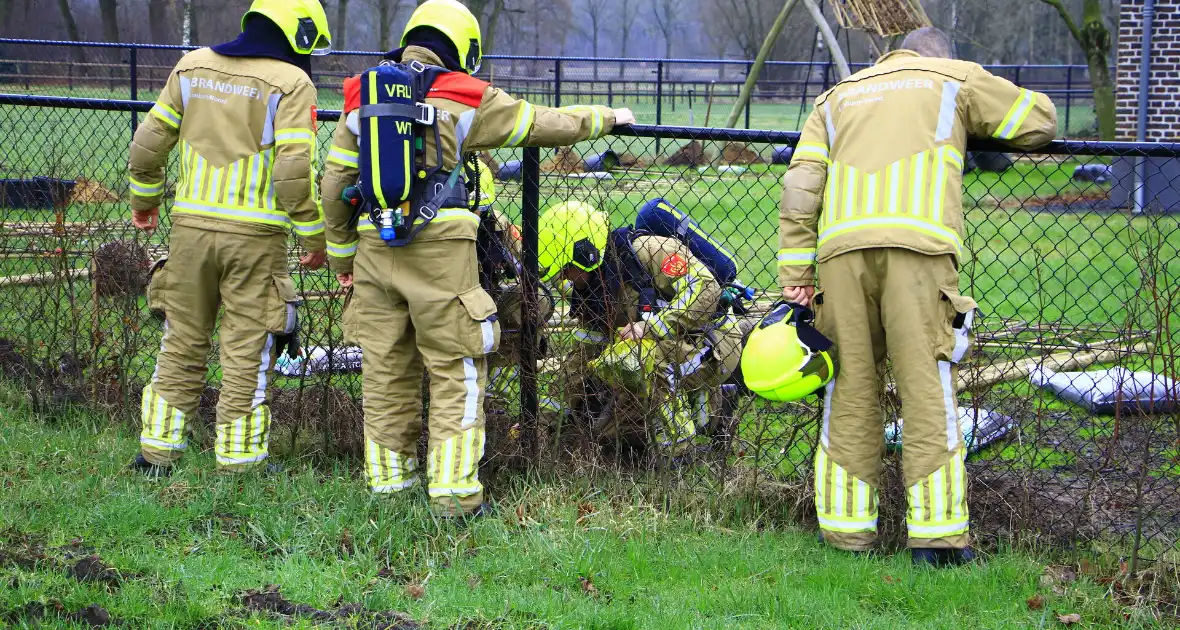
[{"x1": 1118, "y1": 0, "x2": 1180, "y2": 141}]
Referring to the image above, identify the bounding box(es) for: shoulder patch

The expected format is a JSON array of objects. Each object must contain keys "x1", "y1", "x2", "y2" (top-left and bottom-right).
[
  {"x1": 428, "y1": 72, "x2": 489, "y2": 108},
  {"x1": 660, "y1": 253, "x2": 688, "y2": 278},
  {"x1": 509, "y1": 224, "x2": 522, "y2": 241},
  {"x1": 343, "y1": 75, "x2": 361, "y2": 113}
]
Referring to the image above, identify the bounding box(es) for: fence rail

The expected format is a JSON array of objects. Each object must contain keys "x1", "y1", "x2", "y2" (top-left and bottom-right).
[
  {"x1": 0, "y1": 93, "x2": 1177, "y2": 572},
  {"x1": 0, "y1": 38, "x2": 1101, "y2": 135}
]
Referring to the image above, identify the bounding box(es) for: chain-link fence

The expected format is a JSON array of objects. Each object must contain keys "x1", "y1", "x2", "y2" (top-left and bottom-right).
[
  {"x1": 0, "y1": 93, "x2": 1177, "y2": 570},
  {"x1": 0, "y1": 38, "x2": 1101, "y2": 135}
]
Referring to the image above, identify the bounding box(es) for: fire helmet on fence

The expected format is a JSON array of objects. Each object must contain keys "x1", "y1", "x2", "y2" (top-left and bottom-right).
[
  {"x1": 242, "y1": 0, "x2": 332, "y2": 56},
  {"x1": 741, "y1": 301, "x2": 837, "y2": 402},
  {"x1": 402, "y1": 0, "x2": 483, "y2": 74}
]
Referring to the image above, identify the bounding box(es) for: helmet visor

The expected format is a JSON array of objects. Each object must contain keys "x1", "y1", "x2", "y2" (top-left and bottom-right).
[{"x1": 295, "y1": 17, "x2": 332, "y2": 55}]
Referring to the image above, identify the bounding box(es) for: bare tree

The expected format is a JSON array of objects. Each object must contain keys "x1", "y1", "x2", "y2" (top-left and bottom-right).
[
  {"x1": 378, "y1": 0, "x2": 400, "y2": 51},
  {"x1": 574, "y1": 0, "x2": 611, "y2": 78},
  {"x1": 1037, "y1": 0, "x2": 1115, "y2": 139},
  {"x1": 55, "y1": 0, "x2": 82, "y2": 41},
  {"x1": 335, "y1": 0, "x2": 351, "y2": 50},
  {"x1": 181, "y1": 0, "x2": 198, "y2": 45},
  {"x1": 616, "y1": 0, "x2": 640, "y2": 76},
  {"x1": 97, "y1": 0, "x2": 120, "y2": 41},
  {"x1": 147, "y1": 0, "x2": 171, "y2": 43},
  {"x1": 648, "y1": 0, "x2": 687, "y2": 58}
]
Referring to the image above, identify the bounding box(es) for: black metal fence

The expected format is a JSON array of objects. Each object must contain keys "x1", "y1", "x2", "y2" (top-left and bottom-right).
[
  {"x1": 0, "y1": 38, "x2": 1101, "y2": 135},
  {"x1": 0, "y1": 92, "x2": 1177, "y2": 572}
]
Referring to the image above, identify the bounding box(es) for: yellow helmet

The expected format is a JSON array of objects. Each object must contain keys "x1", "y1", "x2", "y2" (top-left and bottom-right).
[
  {"x1": 402, "y1": 0, "x2": 483, "y2": 74},
  {"x1": 741, "y1": 302, "x2": 837, "y2": 402},
  {"x1": 476, "y1": 166, "x2": 496, "y2": 210},
  {"x1": 243, "y1": 0, "x2": 332, "y2": 56},
  {"x1": 589, "y1": 339, "x2": 660, "y2": 395},
  {"x1": 537, "y1": 201, "x2": 609, "y2": 282}
]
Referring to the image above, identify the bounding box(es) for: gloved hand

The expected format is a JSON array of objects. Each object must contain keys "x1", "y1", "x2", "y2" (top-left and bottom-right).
[{"x1": 274, "y1": 319, "x2": 302, "y2": 360}]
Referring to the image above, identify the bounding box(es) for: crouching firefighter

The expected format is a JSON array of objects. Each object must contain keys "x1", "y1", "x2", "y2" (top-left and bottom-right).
[
  {"x1": 320, "y1": 0, "x2": 635, "y2": 517},
  {"x1": 128, "y1": 0, "x2": 332, "y2": 475},
  {"x1": 536, "y1": 202, "x2": 746, "y2": 453}
]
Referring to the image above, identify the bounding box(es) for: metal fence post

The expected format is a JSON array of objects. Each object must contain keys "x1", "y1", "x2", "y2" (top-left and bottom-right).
[
  {"x1": 130, "y1": 46, "x2": 139, "y2": 137},
  {"x1": 519, "y1": 146, "x2": 542, "y2": 462},
  {"x1": 655, "y1": 61, "x2": 664, "y2": 154},
  {"x1": 553, "y1": 59, "x2": 562, "y2": 108}
]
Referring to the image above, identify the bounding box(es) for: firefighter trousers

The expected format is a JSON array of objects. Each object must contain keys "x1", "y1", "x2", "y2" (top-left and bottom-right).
[
  {"x1": 346, "y1": 236, "x2": 500, "y2": 516},
  {"x1": 813, "y1": 248, "x2": 977, "y2": 551},
  {"x1": 140, "y1": 225, "x2": 299, "y2": 470}
]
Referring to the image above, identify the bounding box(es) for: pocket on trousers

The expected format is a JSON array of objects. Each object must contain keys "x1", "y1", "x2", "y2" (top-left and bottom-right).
[
  {"x1": 937, "y1": 285, "x2": 977, "y2": 364},
  {"x1": 267, "y1": 274, "x2": 302, "y2": 335},
  {"x1": 457, "y1": 286, "x2": 501, "y2": 356},
  {"x1": 146, "y1": 257, "x2": 169, "y2": 319}
]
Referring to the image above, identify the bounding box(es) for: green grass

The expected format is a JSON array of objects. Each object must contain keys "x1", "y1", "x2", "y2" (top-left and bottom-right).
[{"x1": 0, "y1": 389, "x2": 1161, "y2": 629}]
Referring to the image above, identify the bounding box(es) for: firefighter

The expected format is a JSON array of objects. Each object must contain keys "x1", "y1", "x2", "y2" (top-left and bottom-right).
[
  {"x1": 128, "y1": 0, "x2": 331, "y2": 475},
  {"x1": 536, "y1": 202, "x2": 745, "y2": 452},
  {"x1": 320, "y1": 0, "x2": 635, "y2": 517},
  {"x1": 777, "y1": 27, "x2": 1057, "y2": 565}
]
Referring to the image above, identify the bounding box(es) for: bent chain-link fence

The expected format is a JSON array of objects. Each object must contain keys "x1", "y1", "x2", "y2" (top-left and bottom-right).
[{"x1": 0, "y1": 94, "x2": 1177, "y2": 569}]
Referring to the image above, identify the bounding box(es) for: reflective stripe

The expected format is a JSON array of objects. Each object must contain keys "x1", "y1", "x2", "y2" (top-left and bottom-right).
[
  {"x1": 831, "y1": 459, "x2": 846, "y2": 516},
  {"x1": 366, "y1": 439, "x2": 418, "y2": 492},
  {"x1": 129, "y1": 176, "x2": 163, "y2": 197},
  {"x1": 939, "y1": 360, "x2": 960, "y2": 450},
  {"x1": 368, "y1": 71, "x2": 387, "y2": 208},
  {"x1": 931, "y1": 147, "x2": 948, "y2": 223},
  {"x1": 824, "y1": 162, "x2": 840, "y2": 227},
  {"x1": 150, "y1": 102, "x2": 181, "y2": 128},
  {"x1": 823, "y1": 101, "x2": 836, "y2": 144},
  {"x1": 945, "y1": 147, "x2": 965, "y2": 170},
  {"x1": 262, "y1": 148, "x2": 275, "y2": 211},
  {"x1": 225, "y1": 161, "x2": 241, "y2": 206},
  {"x1": 140, "y1": 436, "x2": 187, "y2": 451},
  {"x1": 818, "y1": 514, "x2": 879, "y2": 531},
  {"x1": 907, "y1": 519, "x2": 969, "y2": 537},
  {"x1": 777, "y1": 248, "x2": 816, "y2": 266},
  {"x1": 139, "y1": 384, "x2": 187, "y2": 450},
  {"x1": 261, "y1": 94, "x2": 282, "y2": 145},
  {"x1": 818, "y1": 215, "x2": 962, "y2": 254},
  {"x1": 292, "y1": 219, "x2": 325, "y2": 236},
  {"x1": 326, "y1": 240, "x2": 359, "y2": 258},
  {"x1": 505, "y1": 102, "x2": 536, "y2": 147},
  {"x1": 887, "y1": 161, "x2": 901, "y2": 214},
  {"x1": 951, "y1": 309, "x2": 974, "y2": 363},
  {"x1": 793, "y1": 141, "x2": 829, "y2": 163},
  {"x1": 909, "y1": 152, "x2": 925, "y2": 216},
  {"x1": 843, "y1": 165, "x2": 858, "y2": 219},
  {"x1": 360, "y1": 209, "x2": 479, "y2": 231},
  {"x1": 821, "y1": 381, "x2": 833, "y2": 448},
  {"x1": 995, "y1": 88, "x2": 1035, "y2": 140},
  {"x1": 426, "y1": 427, "x2": 484, "y2": 498},
  {"x1": 560, "y1": 105, "x2": 603, "y2": 138},
  {"x1": 178, "y1": 76, "x2": 191, "y2": 109},
  {"x1": 455, "y1": 110, "x2": 477, "y2": 152},
  {"x1": 192, "y1": 152, "x2": 206, "y2": 200},
  {"x1": 327, "y1": 146, "x2": 359, "y2": 168},
  {"x1": 572, "y1": 328, "x2": 607, "y2": 344},
  {"x1": 675, "y1": 347, "x2": 710, "y2": 379},
  {"x1": 215, "y1": 405, "x2": 270, "y2": 466},
  {"x1": 934, "y1": 80, "x2": 961, "y2": 143},
  {"x1": 865, "y1": 173, "x2": 878, "y2": 216},
  {"x1": 461, "y1": 357, "x2": 480, "y2": 428},
  {"x1": 253, "y1": 334, "x2": 274, "y2": 407},
  {"x1": 275, "y1": 128, "x2": 314, "y2": 145},
  {"x1": 173, "y1": 199, "x2": 291, "y2": 227}
]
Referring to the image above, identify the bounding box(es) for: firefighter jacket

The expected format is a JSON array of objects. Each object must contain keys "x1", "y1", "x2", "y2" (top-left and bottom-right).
[
  {"x1": 320, "y1": 46, "x2": 616, "y2": 274},
  {"x1": 128, "y1": 48, "x2": 325, "y2": 252},
  {"x1": 778, "y1": 49, "x2": 1058, "y2": 287}
]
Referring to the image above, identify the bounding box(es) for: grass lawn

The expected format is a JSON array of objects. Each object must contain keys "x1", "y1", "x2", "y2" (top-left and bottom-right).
[{"x1": 0, "y1": 388, "x2": 1162, "y2": 629}]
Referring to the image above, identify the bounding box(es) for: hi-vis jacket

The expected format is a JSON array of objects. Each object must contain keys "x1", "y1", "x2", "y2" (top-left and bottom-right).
[
  {"x1": 321, "y1": 46, "x2": 615, "y2": 274},
  {"x1": 128, "y1": 48, "x2": 325, "y2": 252},
  {"x1": 778, "y1": 50, "x2": 1057, "y2": 287}
]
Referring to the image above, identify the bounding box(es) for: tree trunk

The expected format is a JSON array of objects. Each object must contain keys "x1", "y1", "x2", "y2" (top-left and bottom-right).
[
  {"x1": 56, "y1": 0, "x2": 81, "y2": 41},
  {"x1": 182, "y1": 0, "x2": 198, "y2": 46},
  {"x1": 724, "y1": 0, "x2": 798, "y2": 128},
  {"x1": 1081, "y1": 0, "x2": 1115, "y2": 140},
  {"x1": 379, "y1": 0, "x2": 392, "y2": 51},
  {"x1": 97, "y1": 0, "x2": 120, "y2": 42},
  {"x1": 335, "y1": 0, "x2": 349, "y2": 50},
  {"x1": 148, "y1": 0, "x2": 169, "y2": 43},
  {"x1": 485, "y1": 0, "x2": 503, "y2": 54}
]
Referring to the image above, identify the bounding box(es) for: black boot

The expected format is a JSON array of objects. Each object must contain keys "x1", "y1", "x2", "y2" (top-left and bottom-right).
[
  {"x1": 911, "y1": 547, "x2": 977, "y2": 567},
  {"x1": 128, "y1": 453, "x2": 172, "y2": 477}
]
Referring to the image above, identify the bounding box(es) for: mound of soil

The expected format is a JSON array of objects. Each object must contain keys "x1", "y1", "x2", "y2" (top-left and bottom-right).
[
  {"x1": 92, "y1": 240, "x2": 152, "y2": 298},
  {"x1": 541, "y1": 147, "x2": 584, "y2": 174},
  {"x1": 663, "y1": 141, "x2": 710, "y2": 167},
  {"x1": 69, "y1": 555, "x2": 127, "y2": 590},
  {"x1": 4, "y1": 602, "x2": 119, "y2": 627},
  {"x1": 241, "y1": 585, "x2": 420, "y2": 629},
  {"x1": 70, "y1": 178, "x2": 119, "y2": 205},
  {"x1": 722, "y1": 142, "x2": 765, "y2": 165}
]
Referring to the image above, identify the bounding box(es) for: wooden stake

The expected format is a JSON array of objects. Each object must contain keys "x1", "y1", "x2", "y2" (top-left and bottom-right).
[
  {"x1": 0, "y1": 268, "x2": 90, "y2": 287},
  {"x1": 959, "y1": 342, "x2": 1154, "y2": 391}
]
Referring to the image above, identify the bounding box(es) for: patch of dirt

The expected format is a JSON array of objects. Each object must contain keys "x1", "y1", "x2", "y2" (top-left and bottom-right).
[
  {"x1": 618, "y1": 152, "x2": 647, "y2": 168},
  {"x1": 92, "y1": 240, "x2": 151, "y2": 298},
  {"x1": 68, "y1": 555, "x2": 128, "y2": 590},
  {"x1": 1018, "y1": 190, "x2": 1118, "y2": 213},
  {"x1": 241, "y1": 585, "x2": 421, "y2": 629},
  {"x1": 722, "y1": 142, "x2": 765, "y2": 165},
  {"x1": 663, "y1": 141, "x2": 710, "y2": 167},
  {"x1": 3, "y1": 602, "x2": 121, "y2": 627},
  {"x1": 70, "y1": 178, "x2": 120, "y2": 205},
  {"x1": 541, "y1": 147, "x2": 584, "y2": 174}
]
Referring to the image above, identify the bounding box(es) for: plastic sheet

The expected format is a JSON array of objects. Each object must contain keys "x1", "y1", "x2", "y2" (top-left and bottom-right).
[
  {"x1": 886, "y1": 406, "x2": 1016, "y2": 455},
  {"x1": 275, "y1": 346, "x2": 363, "y2": 377},
  {"x1": 1029, "y1": 367, "x2": 1178, "y2": 414}
]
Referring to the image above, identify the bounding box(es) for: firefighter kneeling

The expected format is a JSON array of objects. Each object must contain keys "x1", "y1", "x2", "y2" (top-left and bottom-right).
[{"x1": 537, "y1": 202, "x2": 745, "y2": 453}]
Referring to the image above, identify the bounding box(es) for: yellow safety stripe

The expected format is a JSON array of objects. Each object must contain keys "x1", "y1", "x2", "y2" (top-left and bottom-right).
[
  {"x1": 819, "y1": 215, "x2": 962, "y2": 253},
  {"x1": 215, "y1": 405, "x2": 271, "y2": 466},
  {"x1": 139, "y1": 384, "x2": 187, "y2": 450},
  {"x1": 793, "y1": 141, "x2": 830, "y2": 164},
  {"x1": 326, "y1": 239, "x2": 359, "y2": 258},
  {"x1": 173, "y1": 198, "x2": 291, "y2": 227},
  {"x1": 356, "y1": 209, "x2": 478, "y2": 231},
  {"x1": 274, "y1": 129, "x2": 315, "y2": 146},
  {"x1": 327, "y1": 146, "x2": 359, "y2": 168},
  {"x1": 366, "y1": 439, "x2": 418, "y2": 492},
  {"x1": 824, "y1": 161, "x2": 841, "y2": 226},
  {"x1": 777, "y1": 248, "x2": 816, "y2": 266},
  {"x1": 150, "y1": 102, "x2": 181, "y2": 128},
  {"x1": 505, "y1": 102, "x2": 536, "y2": 147},
  {"x1": 815, "y1": 447, "x2": 878, "y2": 532},
  {"x1": 292, "y1": 218, "x2": 325, "y2": 236},
  {"x1": 994, "y1": 88, "x2": 1036, "y2": 140},
  {"x1": 655, "y1": 394, "x2": 698, "y2": 448},
  {"x1": 558, "y1": 105, "x2": 603, "y2": 138},
  {"x1": 129, "y1": 176, "x2": 164, "y2": 197},
  {"x1": 906, "y1": 448, "x2": 969, "y2": 538},
  {"x1": 426, "y1": 427, "x2": 485, "y2": 497},
  {"x1": 649, "y1": 264, "x2": 703, "y2": 340},
  {"x1": 572, "y1": 328, "x2": 607, "y2": 344}
]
